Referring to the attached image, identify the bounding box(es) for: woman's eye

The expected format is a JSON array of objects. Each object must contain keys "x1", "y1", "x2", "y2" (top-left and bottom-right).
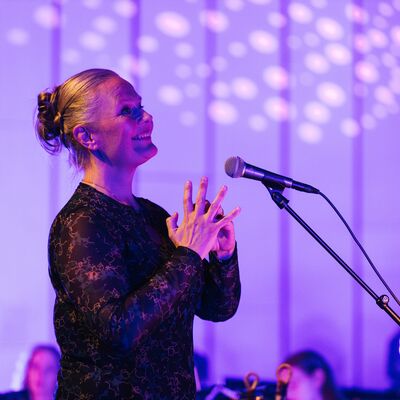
[{"x1": 120, "y1": 106, "x2": 144, "y2": 120}]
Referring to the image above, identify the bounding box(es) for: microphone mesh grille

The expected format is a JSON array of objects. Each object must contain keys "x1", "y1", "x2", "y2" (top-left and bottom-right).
[{"x1": 224, "y1": 156, "x2": 245, "y2": 178}]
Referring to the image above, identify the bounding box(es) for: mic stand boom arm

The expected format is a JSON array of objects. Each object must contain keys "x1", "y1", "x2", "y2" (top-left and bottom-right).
[{"x1": 265, "y1": 183, "x2": 400, "y2": 326}]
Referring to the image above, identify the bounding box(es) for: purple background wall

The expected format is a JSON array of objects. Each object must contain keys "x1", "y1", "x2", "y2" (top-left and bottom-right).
[{"x1": 1, "y1": 0, "x2": 400, "y2": 391}]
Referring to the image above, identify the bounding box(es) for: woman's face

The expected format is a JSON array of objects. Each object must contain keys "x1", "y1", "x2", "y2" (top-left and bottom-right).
[
  {"x1": 286, "y1": 366, "x2": 323, "y2": 400},
  {"x1": 26, "y1": 349, "x2": 59, "y2": 398},
  {"x1": 90, "y1": 75, "x2": 157, "y2": 169}
]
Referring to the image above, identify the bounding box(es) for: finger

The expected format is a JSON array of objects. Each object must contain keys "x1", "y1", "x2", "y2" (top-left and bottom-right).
[
  {"x1": 207, "y1": 185, "x2": 228, "y2": 220},
  {"x1": 166, "y1": 212, "x2": 179, "y2": 236},
  {"x1": 183, "y1": 181, "x2": 193, "y2": 219},
  {"x1": 216, "y1": 206, "x2": 241, "y2": 226},
  {"x1": 194, "y1": 176, "x2": 208, "y2": 216}
]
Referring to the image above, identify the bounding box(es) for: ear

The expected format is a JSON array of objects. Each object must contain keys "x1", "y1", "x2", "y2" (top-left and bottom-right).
[{"x1": 72, "y1": 126, "x2": 97, "y2": 150}]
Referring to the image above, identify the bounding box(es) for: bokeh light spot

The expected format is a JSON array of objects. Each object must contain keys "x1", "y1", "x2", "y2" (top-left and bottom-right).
[
  {"x1": 341, "y1": 118, "x2": 360, "y2": 137},
  {"x1": 158, "y1": 85, "x2": 184, "y2": 106},
  {"x1": 304, "y1": 102, "x2": 331, "y2": 124},
  {"x1": 304, "y1": 53, "x2": 330, "y2": 74},
  {"x1": 288, "y1": 3, "x2": 313, "y2": 24},
  {"x1": 62, "y1": 48, "x2": 80, "y2": 64},
  {"x1": 263, "y1": 66, "x2": 289, "y2": 90},
  {"x1": 6, "y1": 28, "x2": 29, "y2": 46},
  {"x1": 355, "y1": 61, "x2": 379, "y2": 83},
  {"x1": 155, "y1": 12, "x2": 190, "y2": 38},
  {"x1": 175, "y1": 42, "x2": 194, "y2": 58},
  {"x1": 119, "y1": 54, "x2": 149, "y2": 77},
  {"x1": 212, "y1": 81, "x2": 231, "y2": 99},
  {"x1": 263, "y1": 97, "x2": 293, "y2": 121},
  {"x1": 345, "y1": 4, "x2": 369, "y2": 24},
  {"x1": 180, "y1": 111, "x2": 197, "y2": 126},
  {"x1": 249, "y1": 30, "x2": 278, "y2": 54},
  {"x1": 316, "y1": 82, "x2": 346, "y2": 107},
  {"x1": 93, "y1": 16, "x2": 117, "y2": 34},
  {"x1": 208, "y1": 101, "x2": 238, "y2": 125},
  {"x1": 249, "y1": 114, "x2": 268, "y2": 132},
  {"x1": 367, "y1": 28, "x2": 388, "y2": 48},
  {"x1": 137, "y1": 35, "x2": 159, "y2": 53},
  {"x1": 34, "y1": 5, "x2": 60, "y2": 29},
  {"x1": 199, "y1": 10, "x2": 229, "y2": 32},
  {"x1": 79, "y1": 31, "x2": 106, "y2": 51},
  {"x1": 298, "y1": 123, "x2": 323, "y2": 143},
  {"x1": 113, "y1": 0, "x2": 137, "y2": 18},
  {"x1": 324, "y1": 43, "x2": 351, "y2": 65},
  {"x1": 228, "y1": 41, "x2": 247, "y2": 58},
  {"x1": 175, "y1": 64, "x2": 192, "y2": 79},
  {"x1": 315, "y1": 17, "x2": 344, "y2": 40},
  {"x1": 374, "y1": 86, "x2": 395, "y2": 106},
  {"x1": 224, "y1": 0, "x2": 245, "y2": 12},
  {"x1": 231, "y1": 77, "x2": 258, "y2": 100},
  {"x1": 267, "y1": 12, "x2": 287, "y2": 28}
]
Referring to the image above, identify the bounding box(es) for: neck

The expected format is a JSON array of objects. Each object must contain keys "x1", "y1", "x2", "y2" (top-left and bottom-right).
[{"x1": 82, "y1": 165, "x2": 137, "y2": 207}]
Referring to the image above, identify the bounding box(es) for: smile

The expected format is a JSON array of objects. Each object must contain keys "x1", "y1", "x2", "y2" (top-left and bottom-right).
[{"x1": 133, "y1": 134, "x2": 151, "y2": 140}]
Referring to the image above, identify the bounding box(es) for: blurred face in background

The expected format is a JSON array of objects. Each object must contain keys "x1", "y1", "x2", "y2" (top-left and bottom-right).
[
  {"x1": 26, "y1": 349, "x2": 59, "y2": 399},
  {"x1": 286, "y1": 366, "x2": 324, "y2": 400}
]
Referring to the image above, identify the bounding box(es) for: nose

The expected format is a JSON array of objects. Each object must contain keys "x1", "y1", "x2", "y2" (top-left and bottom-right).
[{"x1": 141, "y1": 109, "x2": 153, "y2": 123}]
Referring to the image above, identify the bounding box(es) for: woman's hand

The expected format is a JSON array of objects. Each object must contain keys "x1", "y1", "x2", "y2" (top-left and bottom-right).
[{"x1": 166, "y1": 177, "x2": 240, "y2": 260}]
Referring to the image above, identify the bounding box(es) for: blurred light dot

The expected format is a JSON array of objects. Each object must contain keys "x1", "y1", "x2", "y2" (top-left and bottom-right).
[
  {"x1": 263, "y1": 66, "x2": 289, "y2": 90},
  {"x1": 195, "y1": 63, "x2": 211, "y2": 78},
  {"x1": 155, "y1": 12, "x2": 190, "y2": 38},
  {"x1": 373, "y1": 104, "x2": 388, "y2": 119},
  {"x1": 288, "y1": 3, "x2": 313, "y2": 24},
  {"x1": 249, "y1": 114, "x2": 268, "y2": 132},
  {"x1": 304, "y1": 32, "x2": 320, "y2": 47},
  {"x1": 324, "y1": 43, "x2": 351, "y2": 65},
  {"x1": 248, "y1": 0, "x2": 272, "y2": 4},
  {"x1": 180, "y1": 111, "x2": 197, "y2": 126},
  {"x1": 211, "y1": 56, "x2": 228, "y2": 72},
  {"x1": 355, "y1": 61, "x2": 379, "y2": 83},
  {"x1": 184, "y1": 83, "x2": 201, "y2": 98},
  {"x1": 361, "y1": 114, "x2": 376, "y2": 130},
  {"x1": 304, "y1": 53, "x2": 330, "y2": 74},
  {"x1": 212, "y1": 81, "x2": 231, "y2": 98},
  {"x1": 263, "y1": 97, "x2": 293, "y2": 121},
  {"x1": 208, "y1": 100, "x2": 238, "y2": 124},
  {"x1": 158, "y1": 85, "x2": 183, "y2": 106},
  {"x1": 287, "y1": 35, "x2": 302, "y2": 49},
  {"x1": 80, "y1": 31, "x2": 106, "y2": 51},
  {"x1": 224, "y1": 0, "x2": 245, "y2": 11},
  {"x1": 62, "y1": 48, "x2": 80, "y2": 64},
  {"x1": 304, "y1": 101, "x2": 331, "y2": 124},
  {"x1": 228, "y1": 41, "x2": 247, "y2": 57},
  {"x1": 6, "y1": 28, "x2": 29, "y2": 46},
  {"x1": 231, "y1": 77, "x2": 258, "y2": 100},
  {"x1": 114, "y1": 0, "x2": 137, "y2": 17},
  {"x1": 267, "y1": 12, "x2": 287, "y2": 28},
  {"x1": 373, "y1": 15, "x2": 388, "y2": 30},
  {"x1": 175, "y1": 64, "x2": 192, "y2": 79},
  {"x1": 199, "y1": 10, "x2": 229, "y2": 32},
  {"x1": 390, "y1": 26, "x2": 400, "y2": 45},
  {"x1": 83, "y1": 0, "x2": 102, "y2": 8},
  {"x1": 316, "y1": 17, "x2": 344, "y2": 40},
  {"x1": 298, "y1": 123, "x2": 322, "y2": 143},
  {"x1": 93, "y1": 16, "x2": 116, "y2": 34},
  {"x1": 175, "y1": 42, "x2": 194, "y2": 58},
  {"x1": 354, "y1": 34, "x2": 371, "y2": 53},
  {"x1": 316, "y1": 82, "x2": 346, "y2": 107},
  {"x1": 341, "y1": 118, "x2": 360, "y2": 137},
  {"x1": 345, "y1": 4, "x2": 369, "y2": 24},
  {"x1": 34, "y1": 5, "x2": 60, "y2": 29},
  {"x1": 249, "y1": 30, "x2": 278, "y2": 54},
  {"x1": 378, "y1": 2, "x2": 393, "y2": 16},
  {"x1": 137, "y1": 35, "x2": 159, "y2": 53},
  {"x1": 119, "y1": 55, "x2": 149, "y2": 77},
  {"x1": 374, "y1": 85, "x2": 395, "y2": 105},
  {"x1": 382, "y1": 52, "x2": 396, "y2": 68},
  {"x1": 367, "y1": 28, "x2": 388, "y2": 48},
  {"x1": 310, "y1": 0, "x2": 327, "y2": 8}
]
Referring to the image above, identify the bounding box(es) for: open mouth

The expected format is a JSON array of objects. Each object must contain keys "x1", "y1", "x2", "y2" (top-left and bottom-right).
[{"x1": 133, "y1": 133, "x2": 151, "y2": 141}]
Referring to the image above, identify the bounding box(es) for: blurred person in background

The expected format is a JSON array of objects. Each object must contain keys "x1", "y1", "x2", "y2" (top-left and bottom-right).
[
  {"x1": 282, "y1": 350, "x2": 345, "y2": 400},
  {"x1": 0, "y1": 344, "x2": 60, "y2": 400}
]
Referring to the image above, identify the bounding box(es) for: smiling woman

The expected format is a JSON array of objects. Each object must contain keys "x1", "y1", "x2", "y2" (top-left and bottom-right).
[{"x1": 34, "y1": 68, "x2": 241, "y2": 399}]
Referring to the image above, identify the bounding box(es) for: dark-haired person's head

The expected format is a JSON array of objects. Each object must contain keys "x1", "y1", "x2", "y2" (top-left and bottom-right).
[
  {"x1": 283, "y1": 350, "x2": 344, "y2": 400},
  {"x1": 23, "y1": 345, "x2": 60, "y2": 400}
]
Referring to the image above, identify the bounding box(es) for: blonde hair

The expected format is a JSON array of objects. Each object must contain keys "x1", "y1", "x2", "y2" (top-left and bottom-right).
[{"x1": 35, "y1": 68, "x2": 118, "y2": 170}]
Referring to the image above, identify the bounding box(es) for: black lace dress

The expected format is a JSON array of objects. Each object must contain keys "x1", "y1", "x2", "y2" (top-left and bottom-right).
[{"x1": 48, "y1": 183, "x2": 240, "y2": 400}]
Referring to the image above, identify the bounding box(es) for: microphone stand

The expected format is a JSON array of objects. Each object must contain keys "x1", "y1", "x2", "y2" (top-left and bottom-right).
[{"x1": 264, "y1": 183, "x2": 400, "y2": 326}]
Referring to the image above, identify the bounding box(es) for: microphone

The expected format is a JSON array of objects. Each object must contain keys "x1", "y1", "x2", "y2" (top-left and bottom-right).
[{"x1": 225, "y1": 156, "x2": 319, "y2": 194}]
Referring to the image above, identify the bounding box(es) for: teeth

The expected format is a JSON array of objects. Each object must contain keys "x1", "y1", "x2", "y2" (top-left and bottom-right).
[{"x1": 133, "y1": 134, "x2": 151, "y2": 140}]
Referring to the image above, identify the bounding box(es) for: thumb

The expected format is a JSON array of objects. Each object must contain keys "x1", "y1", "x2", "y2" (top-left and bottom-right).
[{"x1": 166, "y1": 212, "x2": 178, "y2": 236}]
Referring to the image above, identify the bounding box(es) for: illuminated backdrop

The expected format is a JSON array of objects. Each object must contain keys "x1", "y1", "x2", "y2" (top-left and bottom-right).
[{"x1": 1, "y1": 0, "x2": 400, "y2": 391}]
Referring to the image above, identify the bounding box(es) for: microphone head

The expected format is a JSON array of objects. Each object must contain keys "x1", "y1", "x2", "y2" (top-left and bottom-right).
[{"x1": 225, "y1": 156, "x2": 245, "y2": 178}]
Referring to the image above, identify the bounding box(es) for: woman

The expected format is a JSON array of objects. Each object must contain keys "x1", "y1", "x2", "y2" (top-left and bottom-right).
[
  {"x1": 35, "y1": 68, "x2": 241, "y2": 399},
  {"x1": 283, "y1": 350, "x2": 345, "y2": 400},
  {"x1": 0, "y1": 345, "x2": 60, "y2": 400}
]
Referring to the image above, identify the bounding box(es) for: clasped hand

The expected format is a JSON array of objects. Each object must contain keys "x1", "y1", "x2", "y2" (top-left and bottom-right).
[{"x1": 166, "y1": 177, "x2": 241, "y2": 260}]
